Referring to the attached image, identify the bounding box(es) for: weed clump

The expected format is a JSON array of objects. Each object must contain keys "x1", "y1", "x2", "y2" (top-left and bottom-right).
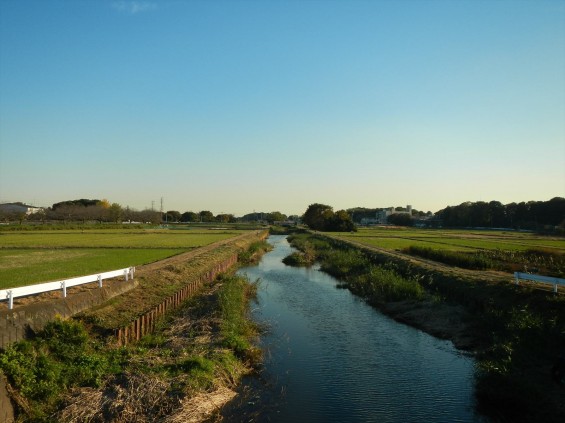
[{"x1": 0, "y1": 319, "x2": 124, "y2": 420}]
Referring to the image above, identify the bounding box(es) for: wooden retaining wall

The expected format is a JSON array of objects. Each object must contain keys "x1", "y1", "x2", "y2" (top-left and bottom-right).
[{"x1": 114, "y1": 253, "x2": 238, "y2": 346}]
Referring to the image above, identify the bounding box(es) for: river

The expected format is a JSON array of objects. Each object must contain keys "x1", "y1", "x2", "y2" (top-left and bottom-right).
[{"x1": 227, "y1": 235, "x2": 486, "y2": 422}]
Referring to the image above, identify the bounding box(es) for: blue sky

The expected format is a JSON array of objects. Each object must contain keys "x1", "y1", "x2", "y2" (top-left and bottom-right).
[{"x1": 0, "y1": 0, "x2": 563, "y2": 216}]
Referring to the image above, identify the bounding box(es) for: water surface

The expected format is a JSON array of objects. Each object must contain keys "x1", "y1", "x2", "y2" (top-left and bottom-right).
[{"x1": 230, "y1": 235, "x2": 485, "y2": 422}]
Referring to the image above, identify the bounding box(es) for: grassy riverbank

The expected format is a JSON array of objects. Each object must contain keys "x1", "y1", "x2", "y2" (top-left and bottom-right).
[
  {"x1": 0, "y1": 238, "x2": 270, "y2": 422},
  {"x1": 285, "y1": 231, "x2": 565, "y2": 423}
]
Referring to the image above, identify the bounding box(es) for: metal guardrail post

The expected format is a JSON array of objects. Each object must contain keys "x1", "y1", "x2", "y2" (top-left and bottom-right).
[
  {"x1": 98, "y1": 275, "x2": 103, "y2": 288},
  {"x1": 7, "y1": 291, "x2": 13, "y2": 310},
  {"x1": 61, "y1": 281, "x2": 67, "y2": 298}
]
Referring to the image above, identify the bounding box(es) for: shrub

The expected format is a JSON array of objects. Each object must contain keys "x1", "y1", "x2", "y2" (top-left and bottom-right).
[{"x1": 404, "y1": 245, "x2": 493, "y2": 270}]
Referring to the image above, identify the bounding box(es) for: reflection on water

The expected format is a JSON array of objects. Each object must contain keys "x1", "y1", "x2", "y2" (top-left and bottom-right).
[{"x1": 229, "y1": 235, "x2": 486, "y2": 422}]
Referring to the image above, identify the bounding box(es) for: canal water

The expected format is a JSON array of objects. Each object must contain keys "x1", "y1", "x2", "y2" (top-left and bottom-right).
[{"x1": 229, "y1": 235, "x2": 486, "y2": 422}]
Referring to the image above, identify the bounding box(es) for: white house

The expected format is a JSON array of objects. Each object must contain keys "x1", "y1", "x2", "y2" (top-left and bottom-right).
[{"x1": 0, "y1": 203, "x2": 44, "y2": 215}]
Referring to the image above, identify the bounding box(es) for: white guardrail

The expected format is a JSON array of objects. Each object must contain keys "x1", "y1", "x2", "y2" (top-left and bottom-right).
[
  {"x1": 0, "y1": 267, "x2": 135, "y2": 310},
  {"x1": 514, "y1": 272, "x2": 565, "y2": 294}
]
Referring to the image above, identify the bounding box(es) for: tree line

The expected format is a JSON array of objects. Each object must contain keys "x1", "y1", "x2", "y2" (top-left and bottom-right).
[
  {"x1": 435, "y1": 197, "x2": 565, "y2": 230},
  {"x1": 0, "y1": 199, "x2": 293, "y2": 225}
]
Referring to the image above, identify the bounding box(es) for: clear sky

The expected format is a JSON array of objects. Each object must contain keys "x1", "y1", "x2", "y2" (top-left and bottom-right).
[{"x1": 1, "y1": 0, "x2": 564, "y2": 216}]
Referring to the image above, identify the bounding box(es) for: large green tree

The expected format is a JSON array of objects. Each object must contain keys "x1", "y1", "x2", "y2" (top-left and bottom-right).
[
  {"x1": 302, "y1": 203, "x2": 334, "y2": 231},
  {"x1": 302, "y1": 203, "x2": 356, "y2": 232},
  {"x1": 180, "y1": 211, "x2": 199, "y2": 222},
  {"x1": 199, "y1": 210, "x2": 215, "y2": 222}
]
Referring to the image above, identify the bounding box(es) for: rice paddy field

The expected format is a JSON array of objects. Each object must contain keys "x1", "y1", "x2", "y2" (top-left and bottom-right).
[
  {"x1": 0, "y1": 228, "x2": 249, "y2": 289},
  {"x1": 335, "y1": 227, "x2": 565, "y2": 253}
]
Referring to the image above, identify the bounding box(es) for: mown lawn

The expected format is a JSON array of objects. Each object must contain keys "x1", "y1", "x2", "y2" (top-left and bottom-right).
[{"x1": 0, "y1": 229, "x2": 247, "y2": 289}]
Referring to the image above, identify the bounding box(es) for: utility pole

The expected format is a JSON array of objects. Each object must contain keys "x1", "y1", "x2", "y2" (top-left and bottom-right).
[{"x1": 161, "y1": 197, "x2": 167, "y2": 224}]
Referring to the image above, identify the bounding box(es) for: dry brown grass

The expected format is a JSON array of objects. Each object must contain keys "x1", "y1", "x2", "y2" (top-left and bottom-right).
[
  {"x1": 57, "y1": 372, "x2": 181, "y2": 423},
  {"x1": 162, "y1": 386, "x2": 237, "y2": 423},
  {"x1": 56, "y1": 237, "x2": 266, "y2": 423}
]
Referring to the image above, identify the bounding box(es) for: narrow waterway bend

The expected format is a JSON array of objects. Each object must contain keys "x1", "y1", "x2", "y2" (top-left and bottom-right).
[{"x1": 231, "y1": 235, "x2": 486, "y2": 422}]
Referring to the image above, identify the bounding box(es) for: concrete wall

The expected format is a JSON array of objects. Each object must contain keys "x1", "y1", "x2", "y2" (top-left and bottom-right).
[
  {"x1": 0, "y1": 280, "x2": 137, "y2": 423},
  {"x1": 0, "y1": 279, "x2": 137, "y2": 350}
]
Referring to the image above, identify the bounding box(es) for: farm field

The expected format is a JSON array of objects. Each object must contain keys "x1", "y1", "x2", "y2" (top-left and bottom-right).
[
  {"x1": 335, "y1": 227, "x2": 565, "y2": 253},
  {"x1": 0, "y1": 228, "x2": 248, "y2": 289}
]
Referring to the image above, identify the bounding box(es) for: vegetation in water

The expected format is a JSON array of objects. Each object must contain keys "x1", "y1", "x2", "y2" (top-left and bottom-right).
[
  {"x1": 286, "y1": 233, "x2": 425, "y2": 303},
  {"x1": 292, "y1": 232, "x2": 565, "y2": 423},
  {"x1": 237, "y1": 240, "x2": 272, "y2": 264}
]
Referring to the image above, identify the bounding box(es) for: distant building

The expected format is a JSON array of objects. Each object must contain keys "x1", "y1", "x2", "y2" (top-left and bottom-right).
[
  {"x1": 360, "y1": 205, "x2": 413, "y2": 225},
  {"x1": 0, "y1": 203, "x2": 44, "y2": 215},
  {"x1": 375, "y1": 205, "x2": 412, "y2": 224}
]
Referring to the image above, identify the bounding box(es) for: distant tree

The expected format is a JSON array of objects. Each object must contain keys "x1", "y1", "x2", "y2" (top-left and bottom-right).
[
  {"x1": 302, "y1": 203, "x2": 334, "y2": 231},
  {"x1": 329, "y1": 210, "x2": 356, "y2": 231},
  {"x1": 302, "y1": 203, "x2": 356, "y2": 232},
  {"x1": 435, "y1": 197, "x2": 564, "y2": 230},
  {"x1": 266, "y1": 211, "x2": 287, "y2": 223},
  {"x1": 137, "y1": 209, "x2": 161, "y2": 224},
  {"x1": 52, "y1": 199, "x2": 100, "y2": 210},
  {"x1": 123, "y1": 206, "x2": 135, "y2": 223},
  {"x1": 99, "y1": 199, "x2": 111, "y2": 209},
  {"x1": 180, "y1": 211, "x2": 199, "y2": 222},
  {"x1": 216, "y1": 213, "x2": 236, "y2": 223},
  {"x1": 347, "y1": 207, "x2": 379, "y2": 224},
  {"x1": 109, "y1": 203, "x2": 123, "y2": 223},
  {"x1": 199, "y1": 210, "x2": 215, "y2": 222},
  {"x1": 165, "y1": 210, "x2": 181, "y2": 222},
  {"x1": 240, "y1": 212, "x2": 267, "y2": 222},
  {"x1": 28, "y1": 209, "x2": 47, "y2": 223},
  {"x1": 387, "y1": 213, "x2": 413, "y2": 227}
]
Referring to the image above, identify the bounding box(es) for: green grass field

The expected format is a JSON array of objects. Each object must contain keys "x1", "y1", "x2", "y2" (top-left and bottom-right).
[
  {"x1": 335, "y1": 227, "x2": 565, "y2": 253},
  {"x1": 0, "y1": 229, "x2": 248, "y2": 289}
]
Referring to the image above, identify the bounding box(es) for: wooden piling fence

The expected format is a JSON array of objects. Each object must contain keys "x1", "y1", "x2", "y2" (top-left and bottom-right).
[{"x1": 114, "y1": 253, "x2": 239, "y2": 346}]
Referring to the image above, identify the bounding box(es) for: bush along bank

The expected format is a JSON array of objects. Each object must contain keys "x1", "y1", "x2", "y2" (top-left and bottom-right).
[
  {"x1": 285, "y1": 232, "x2": 565, "y2": 423},
  {"x1": 0, "y1": 243, "x2": 267, "y2": 422}
]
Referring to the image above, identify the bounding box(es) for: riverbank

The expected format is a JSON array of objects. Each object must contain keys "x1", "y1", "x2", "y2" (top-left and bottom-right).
[
  {"x1": 223, "y1": 235, "x2": 481, "y2": 422},
  {"x1": 285, "y1": 231, "x2": 565, "y2": 423},
  {"x1": 0, "y1": 232, "x2": 271, "y2": 422}
]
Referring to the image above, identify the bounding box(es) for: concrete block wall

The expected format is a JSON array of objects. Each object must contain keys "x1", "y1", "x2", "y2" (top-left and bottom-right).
[{"x1": 0, "y1": 279, "x2": 138, "y2": 350}]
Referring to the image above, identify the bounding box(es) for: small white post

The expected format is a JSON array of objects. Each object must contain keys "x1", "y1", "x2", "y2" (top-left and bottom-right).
[
  {"x1": 130, "y1": 267, "x2": 135, "y2": 279},
  {"x1": 98, "y1": 274, "x2": 103, "y2": 288},
  {"x1": 61, "y1": 281, "x2": 67, "y2": 298},
  {"x1": 7, "y1": 290, "x2": 13, "y2": 310},
  {"x1": 555, "y1": 284, "x2": 558, "y2": 294},
  {"x1": 124, "y1": 270, "x2": 128, "y2": 281}
]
